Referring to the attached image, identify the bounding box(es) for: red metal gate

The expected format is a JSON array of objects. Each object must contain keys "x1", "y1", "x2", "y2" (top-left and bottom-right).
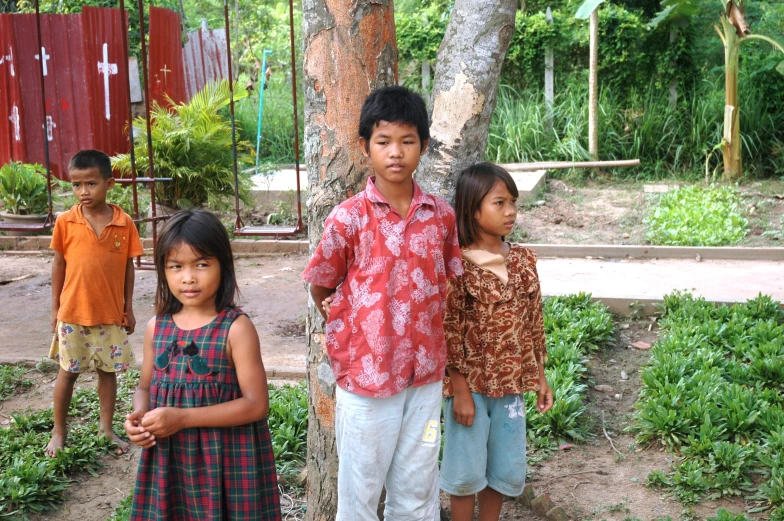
[
  {"x1": 0, "y1": 7, "x2": 129, "y2": 180},
  {"x1": 148, "y1": 6, "x2": 187, "y2": 107}
]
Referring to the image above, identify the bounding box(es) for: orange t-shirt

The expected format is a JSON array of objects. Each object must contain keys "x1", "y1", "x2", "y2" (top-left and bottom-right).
[{"x1": 50, "y1": 204, "x2": 144, "y2": 326}]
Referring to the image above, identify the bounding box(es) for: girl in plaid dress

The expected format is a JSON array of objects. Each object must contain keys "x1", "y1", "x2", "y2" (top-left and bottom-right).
[{"x1": 123, "y1": 210, "x2": 281, "y2": 520}]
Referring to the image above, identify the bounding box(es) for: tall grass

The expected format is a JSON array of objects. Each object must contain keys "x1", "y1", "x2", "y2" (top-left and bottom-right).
[
  {"x1": 232, "y1": 79, "x2": 304, "y2": 165},
  {"x1": 487, "y1": 76, "x2": 784, "y2": 180}
]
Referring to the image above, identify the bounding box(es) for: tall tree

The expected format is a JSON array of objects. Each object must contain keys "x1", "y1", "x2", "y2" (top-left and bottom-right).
[
  {"x1": 301, "y1": 1, "x2": 397, "y2": 519},
  {"x1": 302, "y1": 0, "x2": 519, "y2": 515},
  {"x1": 416, "y1": 0, "x2": 518, "y2": 201}
]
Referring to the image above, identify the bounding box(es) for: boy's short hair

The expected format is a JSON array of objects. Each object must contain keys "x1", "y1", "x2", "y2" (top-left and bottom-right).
[
  {"x1": 358, "y1": 86, "x2": 430, "y2": 150},
  {"x1": 68, "y1": 150, "x2": 113, "y2": 179}
]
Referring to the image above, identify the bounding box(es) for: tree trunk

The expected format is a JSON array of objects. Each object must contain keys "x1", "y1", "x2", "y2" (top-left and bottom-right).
[
  {"x1": 721, "y1": 17, "x2": 742, "y2": 180},
  {"x1": 301, "y1": 1, "x2": 397, "y2": 519},
  {"x1": 588, "y1": 8, "x2": 599, "y2": 161},
  {"x1": 417, "y1": 0, "x2": 517, "y2": 200}
]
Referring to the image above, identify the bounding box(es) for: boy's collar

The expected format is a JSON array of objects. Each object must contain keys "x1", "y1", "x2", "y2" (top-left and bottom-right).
[
  {"x1": 365, "y1": 176, "x2": 433, "y2": 208},
  {"x1": 66, "y1": 204, "x2": 124, "y2": 226}
]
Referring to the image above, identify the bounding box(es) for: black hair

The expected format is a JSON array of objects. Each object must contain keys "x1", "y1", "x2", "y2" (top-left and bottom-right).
[
  {"x1": 154, "y1": 209, "x2": 239, "y2": 315},
  {"x1": 358, "y1": 85, "x2": 430, "y2": 151},
  {"x1": 454, "y1": 162, "x2": 519, "y2": 248},
  {"x1": 68, "y1": 149, "x2": 113, "y2": 179}
]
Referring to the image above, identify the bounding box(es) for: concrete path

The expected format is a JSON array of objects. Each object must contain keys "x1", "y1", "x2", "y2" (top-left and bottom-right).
[{"x1": 537, "y1": 257, "x2": 784, "y2": 314}]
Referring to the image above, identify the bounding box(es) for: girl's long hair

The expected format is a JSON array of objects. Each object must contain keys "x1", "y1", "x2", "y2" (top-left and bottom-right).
[
  {"x1": 454, "y1": 162, "x2": 519, "y2": 248},
  {"x1": 154, "y1": 209, "x2": 239, "y2": 315}
]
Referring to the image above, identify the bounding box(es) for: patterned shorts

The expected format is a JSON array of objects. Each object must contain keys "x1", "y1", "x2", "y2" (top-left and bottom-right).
[{"x1": 49, "y1": 321, "x2": 135, "y2": 374}]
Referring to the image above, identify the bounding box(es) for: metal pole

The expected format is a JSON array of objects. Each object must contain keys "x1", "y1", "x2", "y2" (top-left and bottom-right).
[
  {"x1": 224, "y1": 0, "x2": 242, "y2": 230},
  {"x1": 255, "y1": 49, "x2": 272, "y2": 174},
  {"x1": 33, "y1": 0, "x2": 52, "y2": 216},
  {"x1": 137, "y1": 0, "x2": 158, "y2": 244},
  {"x1": 288, "y1": 0, "x2": 302, "y2": 231},
  {"x1": 119, "y1": 0, "x2": 141, "y2": 266}
]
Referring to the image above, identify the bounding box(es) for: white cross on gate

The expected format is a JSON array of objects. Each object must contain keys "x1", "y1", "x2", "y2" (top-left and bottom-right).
[
  {"x1": 0, "y1": 48, "x2": 15, "y2": 77},
  {"x1": 34, "y1": 46, "x2": 50, "y2": 76},
  {"x1": 8, "y1": 105, "x2": 20, "y2": 142},
  {"x1": 42, "y1": 115, "x2": 56, "y2": 141},
  {"x1": 97, "y1": 43, "x2": 118, "y2": 121},
  {"x1": 160, "y1": 64, "x2": 171, "y2": 84}
]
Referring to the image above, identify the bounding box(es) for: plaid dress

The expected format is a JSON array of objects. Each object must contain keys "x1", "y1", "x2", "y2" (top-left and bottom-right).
[{"x1": 130, "y1": 308, "x2": 282, "y2": 520}]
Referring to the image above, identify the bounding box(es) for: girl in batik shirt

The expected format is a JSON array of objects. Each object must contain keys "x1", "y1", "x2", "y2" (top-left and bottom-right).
[{"x1": 441, "y1": 162, "x2": 554, "y2": 521}]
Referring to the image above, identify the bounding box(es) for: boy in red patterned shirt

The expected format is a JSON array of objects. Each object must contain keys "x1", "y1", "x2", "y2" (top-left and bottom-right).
[{"x1": 302, "y1": 86, "x2": 462, "y2": 520}]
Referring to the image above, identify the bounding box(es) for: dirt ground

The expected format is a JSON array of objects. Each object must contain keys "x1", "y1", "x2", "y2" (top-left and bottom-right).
[
  {"x1": 2, "y1": 177, "x2": 781, "y2": 521},
  {"x1": 515, "y1": 179, "x2": 784, "y2": 247}
]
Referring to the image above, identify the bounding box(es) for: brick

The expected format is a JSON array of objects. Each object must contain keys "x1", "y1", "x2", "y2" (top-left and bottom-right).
[
  {"x1": 519, "y1": 484, "x2": 537, "y2": 508},
  {"x1": 546, "y1": 506, "x2": 570, "y2": 521},
  {"x1": 530, "y1": 494, "x2": 555, "y2": 518}
]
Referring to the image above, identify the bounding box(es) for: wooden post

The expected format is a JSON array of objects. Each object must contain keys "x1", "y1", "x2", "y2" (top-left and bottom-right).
[
  {"x1": 544, "y1": 6, "x2": 554, "y2": 134},
  {"x1": 588, "y1": 8, "x2": 598, "y2": 160},
  {"x1": 669, "y1": 27, "x2": 678, "y2": 107},
  {"x1": 421, "y1": 60, "x2": 431, "y2": 106}
]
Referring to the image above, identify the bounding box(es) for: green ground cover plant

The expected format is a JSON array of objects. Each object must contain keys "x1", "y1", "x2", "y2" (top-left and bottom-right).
[
  {"x1": 0, "y1": 365, "x2": 33, "y2": 402},
  {"x1": 631, "y1": 292, "x2": 784, "y2": 518},
  {"x1": 644, "y1": 185, "x2": 750, "y2": 246},
  {"x1": 0, "y1": 371, "x2": 138, "y2": 518},
  {"x1": 526, "y1": 293, "x2": 615, "y2": 446}
]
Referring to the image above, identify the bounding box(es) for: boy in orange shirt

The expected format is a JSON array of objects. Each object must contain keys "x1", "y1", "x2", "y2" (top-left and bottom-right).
[{"x1": 46, "y1": 150, "x2": 144, "y2": 457}]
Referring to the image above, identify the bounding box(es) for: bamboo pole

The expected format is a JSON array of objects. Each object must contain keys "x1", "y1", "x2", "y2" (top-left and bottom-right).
[{"x1": 504, "y1": 159, "x2": 640, "y2": 171}]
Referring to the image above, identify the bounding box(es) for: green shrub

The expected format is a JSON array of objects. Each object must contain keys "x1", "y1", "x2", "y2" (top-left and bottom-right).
[
  {"x1": 644, "y1": 185, "x2": 749, "y2": 246},
  {"x1": 112, "y1": 80, "x2": 254, "y2": 210},
  {"x1": 0, "y1": 162, "x2": 51, "y2": 215}
]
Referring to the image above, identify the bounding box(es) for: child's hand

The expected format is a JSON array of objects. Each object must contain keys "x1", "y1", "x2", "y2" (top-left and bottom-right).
[
  {"x1": 51, "y1": 308, "x2": 58, "y2": 333},
  {"x1": 322, "y1": 295, "x2": 334, "y2": 317},
  {"x1": 124, "y1": 310, "x2": 136, "y2": 335},
  {"x1": 140, "y1": 407, "x2": 185, "y2": 438},
  {"x1": 452, "y1": 391, "x2": 475, "y2": 427},
  {"x1": 124, "y1": 410, "x2": 156, "y2": 448},
  {"x1": 536, "y1": 379, "x2": 554, "y2": 414}
]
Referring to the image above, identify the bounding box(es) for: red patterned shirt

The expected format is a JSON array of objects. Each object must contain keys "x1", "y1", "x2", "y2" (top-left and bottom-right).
[{"x1": 302, "y1": 177, "x2": 463, "y2": 398}]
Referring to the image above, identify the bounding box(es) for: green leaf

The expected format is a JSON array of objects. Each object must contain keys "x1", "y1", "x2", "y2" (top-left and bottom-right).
[
  {"x1": 778, "y1": 61, "x2": 784, "y2": 76},
  {"x1": 575, "y1": 0, "x2": 605, "y2": 20}
]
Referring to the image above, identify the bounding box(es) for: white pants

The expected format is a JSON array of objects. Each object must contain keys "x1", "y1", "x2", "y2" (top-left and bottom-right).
[{"x1": 335, "y1": 381, "x2": 442, "y2": 521}]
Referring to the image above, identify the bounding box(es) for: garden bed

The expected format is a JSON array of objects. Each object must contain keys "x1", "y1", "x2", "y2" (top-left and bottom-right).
[{"x1": 514, "y1": 179, "x2": 784, "y2": 248}]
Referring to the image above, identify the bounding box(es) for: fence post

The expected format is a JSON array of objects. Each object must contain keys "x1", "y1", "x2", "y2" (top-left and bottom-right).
[
  {"x1": 544, "y1": 6, "x2": 554, "y2": 134},
  {"x1": 421, "y1": 60, "x2": 431, "y2": 106},
  {"x1": 588, "y1": 8, "x2": 598, "y2": 160}
]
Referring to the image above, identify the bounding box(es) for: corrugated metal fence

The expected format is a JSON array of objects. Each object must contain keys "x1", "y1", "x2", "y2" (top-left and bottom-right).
[
  {"x1": 0, "y1": 7, "x2": 130, "y2": 180},
  {"x1": 1, "y1": 7, "x2": 229, "y2": 179}
]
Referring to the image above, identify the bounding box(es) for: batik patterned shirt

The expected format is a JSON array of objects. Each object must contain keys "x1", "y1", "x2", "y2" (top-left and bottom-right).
[
  {"x1": 443, "y1": 245, "x2": 547, "y2": 398},
  {"x1": 301, "y1": 177, "x2": 463, "y2": 398}
]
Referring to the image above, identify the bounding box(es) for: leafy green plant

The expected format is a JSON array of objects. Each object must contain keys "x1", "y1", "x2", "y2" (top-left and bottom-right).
[
  {"x1": 644, "y1": 185, "x2": 749, "y2": 246},
  {"x1": 267, "y1": 382, "x2": 307, "y2": 484},
  {"x1": 0, "y1": 162, "x2": 51, "y2": 215},
  {"x1": 108, "y1": 492, "x2": 132, "y2": 521},
  {"x1": 266, "y1": 199, "x2": 296, "y2": 226},
  {"x1": 112, "y1": 80, "x2": 254, "y2": 210},
  {"x1": 0, "y1": 372, "x2": 139, "y2": 517},
  {"x1": 526, "y1": 293, "x2": 614, "y2": 446},
  {"x1": 632, "y1": 292, "x2": 784, "y2": 510},
  {"x1": 0, "y1": 365, "x2": 32, "y2": 402}
]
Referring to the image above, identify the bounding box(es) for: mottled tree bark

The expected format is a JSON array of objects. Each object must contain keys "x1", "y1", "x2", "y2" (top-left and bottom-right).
[
  {"x1": 417, "y1": 0, "x2": 517, "y2": 201},
  {"x1": 302, "y1": 1, "x2": 397, "y2": 519}
]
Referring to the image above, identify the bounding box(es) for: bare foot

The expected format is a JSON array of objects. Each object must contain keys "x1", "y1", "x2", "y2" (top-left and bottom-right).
[
  {"x1": 45, "y1": 430, "x2": 66, "y2": 457},
  {"x1": 99, "y1": 428, "x2": 130, "y2": 455}
]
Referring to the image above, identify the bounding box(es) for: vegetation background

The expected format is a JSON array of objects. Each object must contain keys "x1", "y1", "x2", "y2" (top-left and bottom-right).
[{"x1": 3, "y1": 0, "x2": 782, "y2": 180}]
